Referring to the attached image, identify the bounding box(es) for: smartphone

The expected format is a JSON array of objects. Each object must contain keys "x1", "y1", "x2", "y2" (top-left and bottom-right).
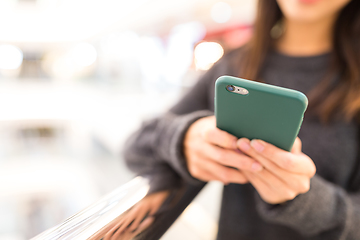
[{"x1": 215, "y1": 76, "x2": 308, "y2": 151}]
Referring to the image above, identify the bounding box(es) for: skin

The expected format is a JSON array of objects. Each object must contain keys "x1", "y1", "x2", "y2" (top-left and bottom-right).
[
  {"x1": 276, "y1": 0, "x2": 351, "y2": 56},
  {"x1": 185, "y1": 0, "x2": 352, "y2": 204},
  {"x1": 238, "y1": 137, "x2": 315, "y2": 204},
  {"x1": 183, "y1": 116, "x2": 263, "y2": 184},
  {"x1": 103, "y1": 0, "x2": 353, "y2": 238},
  {"x1": 103, "y1": 191, "x2": 169, "y2": 240},
  {"x1": 185, "y1": 117, "x2": 316, "y2": 204}
]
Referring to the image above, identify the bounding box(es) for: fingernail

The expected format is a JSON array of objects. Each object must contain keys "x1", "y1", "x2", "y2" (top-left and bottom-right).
[
  {"x1": 238, "y1": 139, "x2": 250, "y2": 151},
  {"x1": 251, "y1": 162, "x2": 263, "y2": 172},
  {"x1": 251, "y1": 140, "x2": 264, "y2": 152}
]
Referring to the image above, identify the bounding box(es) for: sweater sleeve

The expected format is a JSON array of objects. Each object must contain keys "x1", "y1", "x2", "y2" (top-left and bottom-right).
[
  {"x1": 122, "y1": 55, "x2": 233, "y2": 193},
  {"x1": 255, "y1": 174, "x2": 360, "y2": 240},
  {"x1": 123, "y1": 110, "x2": 213, "y2": 193}
]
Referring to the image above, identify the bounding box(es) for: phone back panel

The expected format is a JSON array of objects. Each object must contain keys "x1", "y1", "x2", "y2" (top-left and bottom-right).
[{"x1": 215, "y1": 76, "x2": 308, "y2": 151}]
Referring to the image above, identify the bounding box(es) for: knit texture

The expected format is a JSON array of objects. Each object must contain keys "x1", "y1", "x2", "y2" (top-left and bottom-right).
[{"x1": 123, "y1": 48, "x2": 360, "y2": 239}]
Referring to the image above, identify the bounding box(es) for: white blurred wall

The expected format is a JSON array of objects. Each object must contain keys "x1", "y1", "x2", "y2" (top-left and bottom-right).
[{"x1": 0, "y1": 0, "x2": 256, "y2": 239}]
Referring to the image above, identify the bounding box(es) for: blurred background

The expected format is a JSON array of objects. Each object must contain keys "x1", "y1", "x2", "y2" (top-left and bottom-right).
[{"x1": 0, "y1": 0, "x2": 256, "y2": 239}]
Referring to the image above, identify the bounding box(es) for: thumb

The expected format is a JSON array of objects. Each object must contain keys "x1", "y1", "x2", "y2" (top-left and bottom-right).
[{"x1": 291, "y1": 137, "x2": 302, "y2": 154}]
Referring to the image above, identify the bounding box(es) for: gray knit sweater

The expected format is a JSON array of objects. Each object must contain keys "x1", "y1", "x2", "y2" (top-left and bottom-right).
[{"x1": 123, "y1": 48, "x2": 360, "y2": 240}]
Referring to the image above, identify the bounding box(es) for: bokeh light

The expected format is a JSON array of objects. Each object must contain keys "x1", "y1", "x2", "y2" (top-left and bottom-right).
[
  {"x1": 211, "y1": 2, "x2": 232, "y2": 23},
  {"x1": 0, "y1": 1, "x2": 257, "y2": 239},
  {"x1": 70, "y1": 42, "x2": 97, "y2": 67},
  {"x1": 194, "y1": 42, "x2": 224, "y2": 70},
  {"x1": 0, "y1": 44, "x2": 23, "y2": 70}
]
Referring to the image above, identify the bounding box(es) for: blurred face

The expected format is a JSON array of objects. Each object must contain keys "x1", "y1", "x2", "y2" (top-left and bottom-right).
[{"x1": 276, "y1": 0, "x2": 352, "y2": 23}]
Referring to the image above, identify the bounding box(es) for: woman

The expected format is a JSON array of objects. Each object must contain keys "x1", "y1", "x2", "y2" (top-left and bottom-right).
[{"x1": 105, "y1": 0, "x2": 360, "y2": 239}]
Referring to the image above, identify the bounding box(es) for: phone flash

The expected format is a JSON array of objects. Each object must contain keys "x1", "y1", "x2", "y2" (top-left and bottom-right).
[
  {"x1": 237, "y1": 87, "x2": 248, "y2": 95},
  {"x1": 241, "y1": 89, "x2": 249, "y2": 95}
]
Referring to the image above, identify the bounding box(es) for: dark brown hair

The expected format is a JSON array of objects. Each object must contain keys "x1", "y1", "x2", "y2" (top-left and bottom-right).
[{"x1": 241, "y1": 0, "x2": 360, "y2": 122}]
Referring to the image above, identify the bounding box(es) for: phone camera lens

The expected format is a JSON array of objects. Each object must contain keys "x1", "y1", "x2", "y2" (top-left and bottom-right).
[{"x1": 226, "y1": 85, "x2": 235, "y2": 92}]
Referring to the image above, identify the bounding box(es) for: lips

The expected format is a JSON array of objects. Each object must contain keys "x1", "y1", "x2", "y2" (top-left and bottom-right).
[{"x1": 299, "y1": 0, "x2": 321, "y2": 4}]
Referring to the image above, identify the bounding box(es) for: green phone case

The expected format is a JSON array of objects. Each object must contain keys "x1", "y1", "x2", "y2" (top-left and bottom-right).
[{"x1": 215, "y1": 76, "x2": 308, "y2": 151}]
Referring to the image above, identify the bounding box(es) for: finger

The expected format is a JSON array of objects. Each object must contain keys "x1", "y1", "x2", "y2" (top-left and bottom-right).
[
  {"x1": 126, "y1": 217, "x2": 155, "y2": 240},
  {"x1": 148, "y1": 192, "x2": 169, "y2": 215},
  {"x1": 200, "y1": 142, "x2": 263, "y2": 172},
  {"x1": 112, "y1": 227, "x2": 132, "y2": 240},
  {"x1": 291, "y1": 137, "x2": 302, "y2": 154},
  {"x1": 203, "y1": 126, "x2": 238, "y2": 149},
  {"x1": 238, "y1": 138, "x2": 315, "y2": 177},
  {"x1": 242, "y1": 171, "x2": 275, "y2": 203},
  {"x1": 244, "y1": 170, "x2": 297, "y2": 204},
  {"x1": 192, "y1": 156, "x2": 248, "y2": 184},
  {"x1": 148, "y1": 202, "x2": 162, "y2": 216},
  {"x1": 127, "y1": 207, "x2": 149, "y2": 232},
  {"x1": 254, "y1": 169, "x2": 298, "y2": 201},
  {"x1": 111, "y1": 221, "x2": 131, "y2": 239},
  {"x1": 237, "y1": 138, "x2": 290, "y2": 178},
  {"x1": 188, "y1": 155, "x2": 222, "y2": 182},
  {"x1": 104, "y1": 219, "x2": 124, "y2": 240},
  {"x1": 149, "y1": 207, "x2": 159, "y2": 216},
  {"x1": 251, "y1": 139, "x2": 315, "y2": 177},
  {"x1": 238, "y1": 139, "x2": 313, "y2": 193},
  {"x1": 134, "y1": 216, "x2": 154, "y2": 233},
  {"x1": 114, "y1": 217, "x2": 154, "y2": 240},
  {"x1": 114, "y1": 207, "x2": 140, "y2": 235},
  {"x1": 239, "y1": 141, "x2": 311, "y2": 194},
  {"x1": 191, "y1": 156, "x2": 249, "y2": 184}
]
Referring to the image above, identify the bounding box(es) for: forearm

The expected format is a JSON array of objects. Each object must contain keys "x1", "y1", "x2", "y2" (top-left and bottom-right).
[{"x1": 255, "y1": 175, "x2": 360, "y2": 239}]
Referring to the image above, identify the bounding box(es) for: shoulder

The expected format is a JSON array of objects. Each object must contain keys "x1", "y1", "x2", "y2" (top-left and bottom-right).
[
  {"x1": 218, "y1": 46, "x2": 246, "y2": 70},
  {"x1": 223, "y1": 46, "x2": 247, "y2": 63}
]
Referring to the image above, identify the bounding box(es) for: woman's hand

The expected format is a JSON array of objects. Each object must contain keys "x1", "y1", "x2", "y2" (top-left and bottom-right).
[
  {"x1": 238, "y1": 137, "x2": 316, "y2": 204},
  {"x1": 184, "y1": 116, "x2": 263, "y2": 184},
  {"x1": 103, "y1": 191, "x2": 169, "y2": 240}
]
